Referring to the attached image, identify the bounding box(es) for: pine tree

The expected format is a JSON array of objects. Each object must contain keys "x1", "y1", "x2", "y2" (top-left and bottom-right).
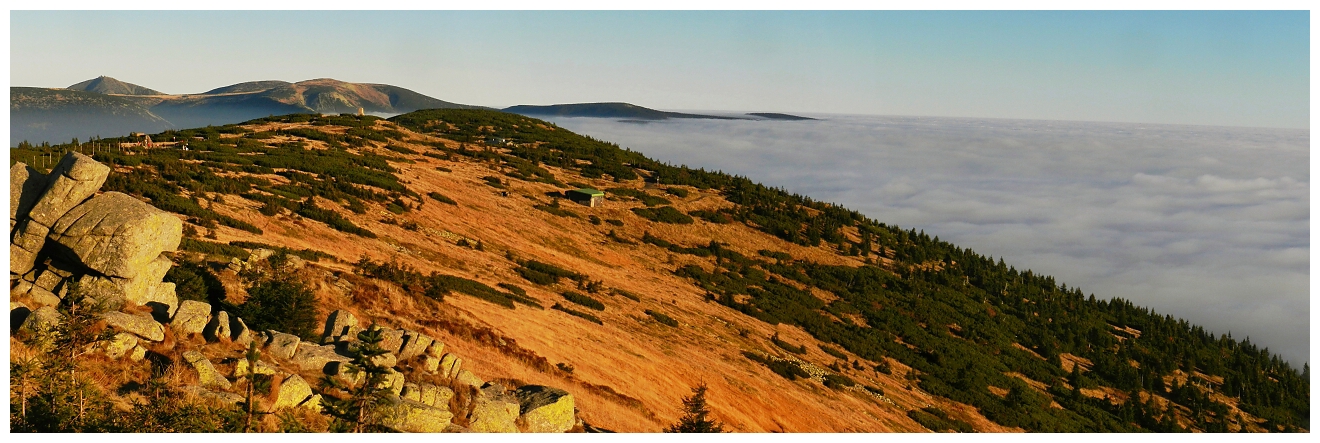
[
  {"x1": 319, "y1": 326, "x2": 393, "y2": 432},
  {"x1": 664, "y1": 383, "x2": 725, "y2": 433}
]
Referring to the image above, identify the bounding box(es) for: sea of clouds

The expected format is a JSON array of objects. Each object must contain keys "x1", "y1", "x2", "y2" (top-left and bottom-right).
[{"x1": 540, "y1": 114, "x2": 1310, "y2": 367}]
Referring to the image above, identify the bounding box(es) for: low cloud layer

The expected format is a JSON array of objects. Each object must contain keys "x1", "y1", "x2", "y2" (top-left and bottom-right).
[{"x1": 545, "y1": 115, "x2": 1310, "y2": 367}]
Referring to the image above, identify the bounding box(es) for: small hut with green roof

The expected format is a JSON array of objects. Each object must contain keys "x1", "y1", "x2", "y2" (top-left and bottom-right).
[{"x1": 566, "y1": 188, "x2": 605, "y2": 208}]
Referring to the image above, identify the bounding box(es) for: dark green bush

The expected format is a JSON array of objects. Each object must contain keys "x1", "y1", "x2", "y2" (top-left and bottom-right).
[
  {"x1": 428, "y1": 191, "x2": 457, "y2": 205},
  {"x1": 552, "y1": 303, "x2": 602, "y2": 324},
  {"x1": 645, "y1": 309, "x2": 679, "y2": 327},
  {"x1": 240, "y1": 277, "x2": 319, "y2": 341},
  {"x1": 562, "y1": 291, "x2": 605, "y2": 311}
]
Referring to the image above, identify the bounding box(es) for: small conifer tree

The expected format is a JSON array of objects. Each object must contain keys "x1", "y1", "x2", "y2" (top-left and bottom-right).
[
  {"x1": 320, "y1": 326, "x2": 392, "y2": 433},
  {"x1": 664, "y1": 382, "x2": 725, "y2": 433}
]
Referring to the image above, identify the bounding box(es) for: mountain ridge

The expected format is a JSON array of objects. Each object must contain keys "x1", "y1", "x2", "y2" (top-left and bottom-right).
[
  {"x1": 9, "y1": 109, "x2": 1305, "y2": 432},
  {"x1": 11, "y1": 77, "x2": 485, "y2": 145},
  {"x1": 504, "y1": 102, "x2": 749, "y2": 121}
]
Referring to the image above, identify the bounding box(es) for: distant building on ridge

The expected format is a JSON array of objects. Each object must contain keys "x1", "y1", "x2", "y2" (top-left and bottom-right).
[{"x1": 566, "y1": 188, "x2": 605, "y2": 207}]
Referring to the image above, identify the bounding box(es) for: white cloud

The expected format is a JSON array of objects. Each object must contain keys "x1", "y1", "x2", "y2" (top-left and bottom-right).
[{"x1": 544, "y1": 114, "x2": 1311, "y2": 366}]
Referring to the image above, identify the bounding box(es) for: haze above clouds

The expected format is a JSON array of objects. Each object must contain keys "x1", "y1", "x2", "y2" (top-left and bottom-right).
[{"x1": 544, "y1": 115, "x2": 1311, "y2": 366}]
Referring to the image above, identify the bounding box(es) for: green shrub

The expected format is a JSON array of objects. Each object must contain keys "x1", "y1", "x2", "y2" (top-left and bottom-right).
[
  {"x1": 240, "y1": 277, "x2": 319, "y2": 341},
  {"x1": 164, "y1": 261, "x2": 225, "y2": 304},
  {"x1": 665, "y1": 187, "x2": 690, "y2": 198},
  {"x1": 772, "y1": 334, "x2": 807, "y2": 354},
  {"x1": 180, "y1": 238, "x2": 249, "y2": 258},
  {"x1": 562, "y1": 291, "x2": 605, "y2": 311},
  {"x1": 645, "y1": 309, "x2": 679, "y2": 327},
  {"x1": 821, "y1": 345, "x2": 849, "y2": 360},
  {"x1": 822, "y1": 373, "x2": 856, "y2": 389},
  {"x1": 296, "y1": 201, "x2": 376, "y2": 238},
  {"x1": 428, "y1": 191, "x2": 457, "y2": 205},
  {"x1": 552, "y1": 303, "x2": 603, "y2": 324},
  {"x1": 607, "y1": 187, "x2": 671, "y2": 207},
  {"x1": 689, "y1": 209, "x2": 733, "y2": 224},
  {"x1": 742, "y1": 351, "x2": 810, "y2": 381},
  {"x1": 613, "y1": 289, "x2": 641, "y2": 302}
]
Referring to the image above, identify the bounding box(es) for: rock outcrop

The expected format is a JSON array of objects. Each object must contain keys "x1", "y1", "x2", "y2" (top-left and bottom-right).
[
  {"x1": 515, "y1": 385, "x2": 577, "y2": 433},
  {"x1": 8, "y1": 154, "x2": 584, "y2": 432},
  {"x1": 10, "y1": 153, "x2": 182, "y2": 345}
]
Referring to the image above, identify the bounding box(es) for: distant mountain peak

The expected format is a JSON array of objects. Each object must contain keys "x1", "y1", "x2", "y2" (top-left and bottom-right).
[{"x1": 67, "y1": 76, "x2": 163, "y2": 96}]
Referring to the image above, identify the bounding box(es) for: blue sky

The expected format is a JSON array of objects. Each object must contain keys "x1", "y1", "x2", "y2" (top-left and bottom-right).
[{"x1": 9, "y1": 10, "x2": 1311, "y2": 128}]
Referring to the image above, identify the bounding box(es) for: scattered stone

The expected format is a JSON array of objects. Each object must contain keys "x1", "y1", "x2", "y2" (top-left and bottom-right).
[
  {"x1": 398, "y1": 329, "x2": 433, "y2": 360},
  {"x1": 418, "y1": 383, "x2": 453, "y2": 408},
  {"x1": 10, "y1": 162, "x2": 47, "y2": 225},
  {"x1": 171, "y1": 300, "x2": 211, "y2": 336},
  {"x1": 402, "y1": 383, "x2": 422, "y2": 402},
  {"x1": 378, "y1": 397, "x2": 455, "y2": 433},
  {"x1": 75, "y1": 275, "x2": 127, "y2": 310},
  {"x1": 381, "y1": 369, "x2": 406, "y2": 396},
  {"x1": 291, "y1": 342, "x2": 350, "y2": 372},
  {"x1": 101, "y1": 332, "x2": 139, "y2": 359},
  {"x1": 272, "y1": 374, "x2": 314, "y2": 410},
  {"x1": 10, "y1": 220, "x2": 49, "y2": 275},
  {"x1": 183, "y1": 350, "x2": 232, "y2": 390},
  {"x1": 264, "y1": 331, "x2": 302, "y2": 360},
  {"x1": 178, "y1": 385, "x2": 244, "y2": 405},
  {"x1": 321, "y1": 309, "x2": 358, "y2": 343},
  {"x1": 129, "y1": 344, "x2": 148, "y2": 361},
  {"x1": 370, "y1": 352, "x2": 398, "y2": 369},
  {"x1": 34, "y1": 269, "x2": 65, "y2": 292},
  {"x1": 18, "y1": 305, "x2": 62, "y2": 336},
  {"x1": 27, "y1": 286, "x2": 62, "y2": 308},
  {"x1": 102, "y1": 311, "x2": 165, "y2": 342},
  {"x1": 204, "y1": 311, "x2": 232, "y2": 342},
  {"x1": 425, "y1": 340, "x2": 445, "y2": 358},
  {"x1": 455, "y1": 369, "x2": 483, "y2": 389},
  {"x1": 233, "y1": 358, "x2": 277, "y2": 378},
  {"x1": 380, "y1": 328, "x2": 406, "y2": 353},
  {"x1": 418, "y1": 354, "x2": 441, "y2": 374},
  {"x1": 47, "y1": 192, "x2": 182, "y2": 280},
  {"x1": 231, "y1": 315, "x2": 253, "y2": 346},
  {"x1": 468, "y1": 391, "x2": 521, "y2": 433},
  {"x1": 326, "y1": 361, "x2": 364, "y2": 386},
  {"x1": 514, "y1": 385, "x2": 576, "y2": 433},
  {"x1": 438, "y1": 353, "x2": 462, "y2": 379}
]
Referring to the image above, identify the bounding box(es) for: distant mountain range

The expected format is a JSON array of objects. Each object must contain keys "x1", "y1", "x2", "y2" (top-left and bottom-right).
[
  {"x1": 11, "y1": 76, "x2": 816, "y2": 145},
  {"x1": 10, "y1": 76, "x2": 484, "y2": 145}
]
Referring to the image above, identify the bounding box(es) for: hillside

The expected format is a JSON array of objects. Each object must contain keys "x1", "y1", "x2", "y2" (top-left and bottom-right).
[
  {"x1": 9, "y1": 110, "x2": 1309, "y2": 432},
  {"x1": 504, "y1": 102, "x2": 747, "y2": 121},
  {"x1": 10, "y1": 77, "x2": 484, "y2": 145},
  {"x1": 67, "y1": 75, "x2": 164, "y2": 96}
]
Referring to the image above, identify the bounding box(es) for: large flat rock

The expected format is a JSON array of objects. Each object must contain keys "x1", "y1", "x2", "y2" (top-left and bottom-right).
[{"x1": 47, "y1": 192, "x2": 181, "y2": 279}]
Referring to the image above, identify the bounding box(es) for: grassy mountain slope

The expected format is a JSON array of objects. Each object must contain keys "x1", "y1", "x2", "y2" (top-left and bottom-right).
[
  {"x1": 10, "y1": 110, "x2": 1308, "y2": 433},
  {"x1": 67, "y1": 75, "x2": 164, "y2": 96},
  {"x1": 505, "y1": 102, "x2": 746, "y2": 120},
  {"x1": 203, "y1": 80, "x2": 295, "y2": 95}
]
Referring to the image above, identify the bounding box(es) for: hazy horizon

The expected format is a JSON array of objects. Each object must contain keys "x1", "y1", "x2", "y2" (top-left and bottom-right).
[{"x1": 10, "y1": 10, "x2": 1310, "y2": 129}]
